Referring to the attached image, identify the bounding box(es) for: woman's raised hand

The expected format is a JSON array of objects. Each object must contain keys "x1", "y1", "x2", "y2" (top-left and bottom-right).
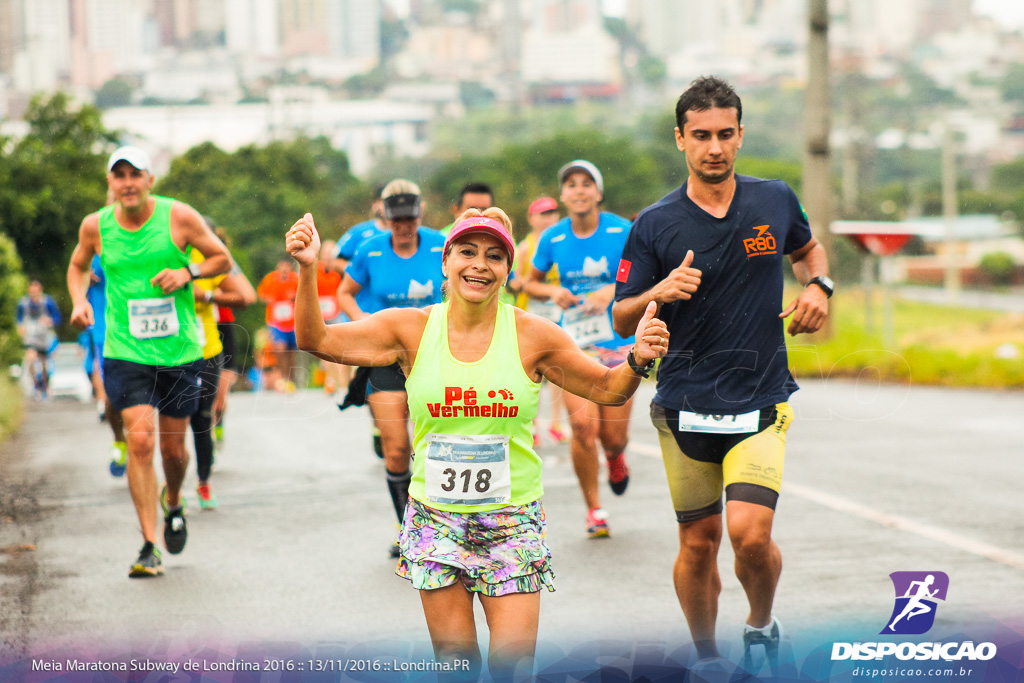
[
  {"x1": 633, "y1": 300, "x2": 670, "y2": 366},
  {"x1": 286, "y1": 213, "x2": 321, "y2": 267}
]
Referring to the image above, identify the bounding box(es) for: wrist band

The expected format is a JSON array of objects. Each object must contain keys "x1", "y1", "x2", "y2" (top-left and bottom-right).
[{"x1": 626, "y1": 348, "x2": 654, "y2": 379}]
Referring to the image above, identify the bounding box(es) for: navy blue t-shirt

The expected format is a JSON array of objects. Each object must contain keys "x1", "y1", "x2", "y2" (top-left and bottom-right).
[{"x1": 615, "y1": 175, "x2": 813, "y2": 414}]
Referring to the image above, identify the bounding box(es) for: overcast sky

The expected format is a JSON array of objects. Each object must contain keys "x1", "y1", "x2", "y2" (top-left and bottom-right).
[{"x1": 974, "y1": 0, "x2": 1024, "y2": 29}]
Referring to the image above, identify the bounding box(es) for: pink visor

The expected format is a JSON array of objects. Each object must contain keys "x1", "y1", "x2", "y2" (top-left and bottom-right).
[{"x1": 444, "y1": 216, "x2": 516, "y2": 263}]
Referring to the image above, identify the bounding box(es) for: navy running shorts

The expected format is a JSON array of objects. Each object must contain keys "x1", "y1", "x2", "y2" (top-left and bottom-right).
[{"x1": 102, "y1": 357, "x2": 205, "y2": 418}]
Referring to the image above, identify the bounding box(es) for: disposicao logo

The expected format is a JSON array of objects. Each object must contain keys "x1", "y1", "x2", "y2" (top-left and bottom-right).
[
  {"x1": 882, "y1": 571, "x2": 947, "y2": 635},
  {"x1": 831, "y1": 571, "x2": 997, "y2": 663}
]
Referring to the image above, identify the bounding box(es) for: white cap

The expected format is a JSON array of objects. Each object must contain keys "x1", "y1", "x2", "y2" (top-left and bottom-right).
[
  {"x1": 107, "y1": 146, "x2": 152, "y2": 172},
  {"x1": 558, "y1": 159, "x2": 603, "y2": 194}
]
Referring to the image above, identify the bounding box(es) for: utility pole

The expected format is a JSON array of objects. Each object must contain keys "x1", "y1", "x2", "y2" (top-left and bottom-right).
[{"x1": 804, "y1": 0, "x2": 833, "y2": 333}]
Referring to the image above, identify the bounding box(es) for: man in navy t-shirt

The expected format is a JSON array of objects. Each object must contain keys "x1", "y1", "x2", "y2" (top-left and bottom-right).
[{"x1": 612, "y1": 76, "x2": 831, "y2": 669}]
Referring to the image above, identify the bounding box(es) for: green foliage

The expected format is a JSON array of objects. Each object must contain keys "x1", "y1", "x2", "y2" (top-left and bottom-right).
[
  {"x1": 344, "y1": 67, "x2": 388, "y2": 98},
  {"x1": 786, "y1": 290, "x2": 1024, "y2": 390},
  {"x1": 0, "y1": 92, "x2": 116, "y2": 297},
  {"x1": 0, "y1": 233, "x2": 27, "y2": 368},
  {"x1": 95, "y1": 78, "x2": 135, "y2": 109},
  {"x1": 637, "y1": 55, "x2": 667, "y2": 87},
  {"x1": 978, "y1": 251, "x2": 1016, "y2": 285},
  {"x1": 989, "y1": 158, "x2": 1024, "y2": 194},
  {"x1": 1000, "y1": 63, "x2": 1024, "y2": 102},
  {"x1": 153, "y1": 137, "x2": 363, "y2": 279},
  {"x1": 419, "y1": 128, "x2": 666, "y2": 238},
  {"x1": 0, "y1": 377, "x2": 23, "y2": 443},
  {"x1": 441, "y1": 0, "x2": 480, "y2": 13},
  {"x1": 735, "y1": 157, "x2": 802, "y2": 195}
]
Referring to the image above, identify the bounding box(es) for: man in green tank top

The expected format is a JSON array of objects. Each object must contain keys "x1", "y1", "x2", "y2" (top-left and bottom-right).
[{"x1": 67, "y1": 146, "x2": 231, "y2": 578}]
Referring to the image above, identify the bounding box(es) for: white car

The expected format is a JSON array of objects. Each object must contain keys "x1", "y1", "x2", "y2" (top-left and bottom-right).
[{"x1": 17, "y1": 342, "x2": 93, "y2": 403}]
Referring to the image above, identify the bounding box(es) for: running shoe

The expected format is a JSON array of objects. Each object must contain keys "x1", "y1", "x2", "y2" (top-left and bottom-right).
[
  {"x1": 163, "y1": 508, "x2": 188, "y2": 555},
  {"x1": 159, "y1": 484, "x2": 188, "y2": 515},
  {"x1": 128, "y1": 541, "x2": 164, "y2": 578},
  {"x1": 548, "y1": 426, "x2": 568, "y2": 443},
  {"x1": 196, "y1": 482, "x2": 218, "y2": 510},
  {"x1": 607, "y1": 452, "x2": 630, "y2": 496},
  {"x1": 585, "y1": 507, "x2": 610, "y2": 538},
  {"x1": 742, "y1": 616, "x2": 782, "y2": 673},
  {"x1": 372, "y1": 427, "x2": 384, "y2": 459},
  {"x1": 108, "y1": 441, "x2": 127, "y2": 477}
]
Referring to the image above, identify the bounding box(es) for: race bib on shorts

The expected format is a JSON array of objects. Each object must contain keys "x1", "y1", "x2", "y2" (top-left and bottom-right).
[
  {"x1": 677, "y1": 409, "x2": 760, "y2": 434},
  {"x1": 527, "y1": 299, "x2": 563, "y2": 323},
  {"x1": 561, "y1": 305, "x2": 613, "y2": 348},
  {"x1": 424, "y1": 433, "x2": 512, "y2": 506},
  {"x1": 128, "y1": 297, "x2": 180, "y2": 340}
]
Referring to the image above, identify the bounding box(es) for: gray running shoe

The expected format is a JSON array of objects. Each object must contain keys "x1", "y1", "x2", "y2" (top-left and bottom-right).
[
  {"x1": 742, "y1": 616, "x2": 782, "y2": 673},
  {"x1": 128, "y1": 542, "x2": 164, "y2": 578},
  {"x1": 163, "y1": 508, "x2": 188, "y2": 555}
]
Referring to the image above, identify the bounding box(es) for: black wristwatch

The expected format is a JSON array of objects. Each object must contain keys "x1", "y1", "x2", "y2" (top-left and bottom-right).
[
  {"x1": 188, "y1": 263, "x2": 202, "y2": 280},
  {"x1": 626, "y1": 348, "x2": 655, "y2": 379},
  {"x1": 806, "y1": 275, "x2": 834, "y2": 298}
]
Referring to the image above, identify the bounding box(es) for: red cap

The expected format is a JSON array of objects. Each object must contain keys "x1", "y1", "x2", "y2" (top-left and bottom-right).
[
  {"x1": 444, "y1": 216, "x2": 515, "y2": 263},
  {"x1": 528, "y1": 196, "x2": 558, "y2": 214}
]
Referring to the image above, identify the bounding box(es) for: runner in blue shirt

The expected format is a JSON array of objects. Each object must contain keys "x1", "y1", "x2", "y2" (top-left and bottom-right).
[
  {"x1": 333, "y1": 183, "x2": 387, "y2": 279},
  {"x1": 524, "y1": 159, "x2": 636, "y2": 539},
  {"x1": 17, "y1": 280, "x2": 61, "y2": 400},
  {"x1": 337, "y1": 179, "x2": 445, "y2": 556},
  {"x1": 78, "y1": 254, "x2": 128, "y2": 475},
  {"x1": 612, "y1": 76, "x2": 830, "y2": 673}
]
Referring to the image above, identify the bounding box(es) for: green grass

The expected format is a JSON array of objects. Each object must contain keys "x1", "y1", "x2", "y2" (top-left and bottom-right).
[
  {"x1": 0, "y1": 378, "x2": 23, "y2": 443},
  {"x1": 786, "y1": 289, "x2": 1024, "y2": 389}
]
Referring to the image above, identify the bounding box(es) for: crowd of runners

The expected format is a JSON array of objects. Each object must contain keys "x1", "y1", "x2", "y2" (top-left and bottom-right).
[{"x1": 11, "y1": 76, "x2": 836, "y2": 680}]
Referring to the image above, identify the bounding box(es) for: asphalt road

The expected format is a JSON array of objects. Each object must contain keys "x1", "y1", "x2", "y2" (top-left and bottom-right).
[{"x1": 1, "y1": 377, "x2": 1023, "y2": 679}]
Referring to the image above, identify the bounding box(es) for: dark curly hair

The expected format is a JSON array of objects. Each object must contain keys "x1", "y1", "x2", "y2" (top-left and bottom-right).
[{"x1": 675, "y1": 76, "x2": 742, "y2": 131}]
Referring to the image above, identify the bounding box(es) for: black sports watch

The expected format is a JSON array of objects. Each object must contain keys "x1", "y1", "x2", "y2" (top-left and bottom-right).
[
  {"x1": 188, "y1": 263, "x2": 202, "y2": 280},
  {"x1": 626, "y1": 348, "x2": 655, "y2": 379},
  {"x1": 806, "y1": 275, "x2": 834, "y2": 298}
]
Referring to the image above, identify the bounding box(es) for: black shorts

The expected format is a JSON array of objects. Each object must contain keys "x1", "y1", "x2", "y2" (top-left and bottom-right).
[
  {"x1": 368, "y1": 362, "x2": 407, "y2": 394},
  {"x1": 217, "y1": 322, "x2": 237, "y2": 371},
  {"x1": 102, "y1": 357, "x2": 205, "y2": 418}
]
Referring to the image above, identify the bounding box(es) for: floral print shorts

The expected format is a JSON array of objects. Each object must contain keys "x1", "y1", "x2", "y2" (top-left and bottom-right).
[{"x1": 395, "y1": 498, "x2": 555, "y2": 597}]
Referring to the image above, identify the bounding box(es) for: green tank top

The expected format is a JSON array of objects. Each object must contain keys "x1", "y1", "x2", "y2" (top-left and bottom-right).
[
  {"x1": 406, "y1": 301, "x2": 542, "y2": 512},
  {"x1": 99, "y1": 196, "x2": 203, "y2": 366}
]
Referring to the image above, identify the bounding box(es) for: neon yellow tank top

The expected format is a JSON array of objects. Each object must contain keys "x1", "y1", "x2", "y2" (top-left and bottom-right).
[
  {"x1": 99, "y1": 196, "x2": 203, "y2": 366},
  {"x1": 190, "y1": 250, "x2": 225, "y2": 360},
  {"x1": 406, "y1": 301, "x2": 542, "y2": 512}
]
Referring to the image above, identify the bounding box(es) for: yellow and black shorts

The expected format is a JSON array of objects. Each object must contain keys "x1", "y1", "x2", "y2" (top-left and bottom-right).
[{"x1": 650, "y1": 402, "x2": 793, "y2": 523}]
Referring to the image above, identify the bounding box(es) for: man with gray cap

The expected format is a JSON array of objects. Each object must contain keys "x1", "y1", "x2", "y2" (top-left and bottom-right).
[
  {"x1": 523, "y1": 160, "x2": 635, "y2": 539},
  {"x1": 67, "y1": 145, "x2": 231, "y2": 578}
]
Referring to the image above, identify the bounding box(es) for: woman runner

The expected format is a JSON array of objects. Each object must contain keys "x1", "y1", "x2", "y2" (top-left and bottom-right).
[{"x1": 287, "y1": 207, "x2": 669, "y2": 680}]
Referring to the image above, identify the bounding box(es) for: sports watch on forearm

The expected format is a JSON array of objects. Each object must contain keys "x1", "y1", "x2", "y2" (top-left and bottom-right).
[{"x1": 806, "y1": 275, "x2": 834, "y2": 298}]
